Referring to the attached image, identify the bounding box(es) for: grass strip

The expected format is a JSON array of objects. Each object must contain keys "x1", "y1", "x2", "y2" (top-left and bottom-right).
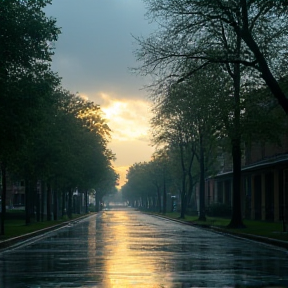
[
  {"x1": 0, "y1": 214, "x2": 88, "y2": 241},
  {"x1": 155, "y1": 212, "x2": 288, "y2": 242}
]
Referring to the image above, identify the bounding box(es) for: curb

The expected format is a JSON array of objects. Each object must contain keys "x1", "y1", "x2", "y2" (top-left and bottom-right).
[
  {"x1": 151, "y1": 213, "x2": 288, "y2": 250},
  {"x1": 210, "y1": 226, "x2": 288, "y2": 250},
  {"x1": 0, "y1": 213, "x2": 93, "y2": 251},
  {"x1": 0, "y1": 222, "x2": 69, "y2": 250}
]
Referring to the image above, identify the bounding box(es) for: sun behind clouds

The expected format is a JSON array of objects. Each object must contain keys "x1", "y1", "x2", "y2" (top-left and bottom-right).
[
  {"x1": 100, "y1": 93, "x2": 152, "y2": 142},
  {"x1": 96, "y1": 92, "x2": 154, "y2": 187}
]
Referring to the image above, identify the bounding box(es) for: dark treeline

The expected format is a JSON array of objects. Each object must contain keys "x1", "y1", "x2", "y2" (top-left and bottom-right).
[
  {"x1": 0, "y1": 0, "x2": 118, "y2": 235},
  {"x1": 122, "y1": 0, "x2": 288, "y2": 228}
]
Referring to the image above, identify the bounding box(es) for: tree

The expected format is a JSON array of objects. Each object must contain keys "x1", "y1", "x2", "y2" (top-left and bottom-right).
[
  {"x1": 137, "y1": 0, "x2": 288, "y2": 112},
  {"x1": 0, "y1": 0, "x2": 60, "y2": 234},
  {"x1": 0, "y1": 70, "x2": 60, "y2": 229},
  {"x1": 122, "y1": 162, "x2": 154, "y2": 209},
  {"x1": 135, "y1": 0, "x2": 288, "y2": 228},
  {"x1": 41, "y1": 90, "x2": 116, "y2": 219},
  {"x1": 152, "y1": 119, "x2": 196, "y2": 218},
  {"x1": 152, "y1": 148, "x2": 173, "y2": 214},
  {"x1": 150, "y1": 66, "x2": 226, "y2": 219},
  {"x1": 0, "y1": 0, "x2": 60, "y2": 165},
  {"x1": 8, "y1": 72, "x2": 60, "y2": 224},
  {"x1": 0, "y1": 0, "x2": 59, "y2": 92},
  {"x1": 95, "y1": 167, "x2": 119, "y2": 211},
  {"x1": 2, "y1": 87, "x2": 116, "y2": 225}
]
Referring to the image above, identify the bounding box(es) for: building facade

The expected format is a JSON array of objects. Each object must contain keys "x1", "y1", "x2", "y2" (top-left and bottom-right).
[{"x1": 205, "y1": 138, "x2": 288, "y2": 224}]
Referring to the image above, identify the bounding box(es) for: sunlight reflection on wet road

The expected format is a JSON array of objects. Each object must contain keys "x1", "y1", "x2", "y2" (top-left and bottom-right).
[{"x1": 0, "y1": 208, "x2": 288, "y2": 287}]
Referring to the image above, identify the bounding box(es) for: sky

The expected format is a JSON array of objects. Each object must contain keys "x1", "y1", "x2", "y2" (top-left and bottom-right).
[{"x1": 45, "y1": 0, "x2": 156, "y2": 187}]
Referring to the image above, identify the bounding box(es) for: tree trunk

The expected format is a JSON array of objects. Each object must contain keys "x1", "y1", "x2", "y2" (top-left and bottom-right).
[
  {"x1": 180, "y1": 174, "x2": 186, "y2": 219},
  {"x1": 62, "y1": 189, "x2": 66, "y2": 216},
  {"x1": 198, "y1": 132, "x2": 206, "y2": 221},
  {"x1": 187, "y1": 150, "x2": 195, "y2": 212},
  {"x1": 25, "y1": 179, "x2": 31, "y2": 225},
  {"x1": 227, "y1": 37, "x2": 245, "y2": 228},
  {"x1": 41, "y1": 181, "x2": 45, "y2": 222},
  {"x1": 0, "y1": 164, "x2": 7, "y2": 235},
  {"x1": 85, "y1": 190, "x2": 88, "y2": 214},
  {"x1": 238, "y1": 0, "x2": 288, "y2": 114},
  {"x1": 68, "y1": 188, "x2": 73, "y2": 219},
  {"x1": 95, "y1": 191, "x2": 100, "y2": 212},
  {"x1": 179, "y1": 142, "x2": 187, "y2": 219},
  {"x1": 228, "y1": 136, "x2": 245, "y2": 228},
  {"x1": 153, "y1": 195, "x2": 156, "y2": 211},
  {"x1": 157, "y1": 186, "x2": 161, "y2": 213},
  {"x1": 163, "y1": 177, "x2": 167, "y2": 214},
  {"x1": 47, "y1": 183, "x2": 52, "y2": 221},
  {"x1": 53, "y1": 189, "x2": 58, "y2": 220},
  {"x1": 36, "y1": 187, "x2": 40, "y2": 222},
  {"x1": 187, "y1": 173, "x2": 194, "y2": 210}
]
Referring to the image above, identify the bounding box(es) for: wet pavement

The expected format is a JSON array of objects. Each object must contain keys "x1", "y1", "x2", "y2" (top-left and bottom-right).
[{"x1": 0, "y1": 208, "x2": 288, "y2": 288}]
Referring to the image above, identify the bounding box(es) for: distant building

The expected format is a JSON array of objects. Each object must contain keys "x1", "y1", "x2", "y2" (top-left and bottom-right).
[{"x1": 205, "y1": 134, "x2": 288, "y2": 225}]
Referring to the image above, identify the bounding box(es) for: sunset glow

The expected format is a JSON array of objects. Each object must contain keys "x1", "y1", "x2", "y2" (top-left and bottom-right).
[
  {"x1": 46, "y1": 0, "x2": 156, "y2": 190},
  {"x1": 96, "y1": 93, "x2": 154, "y2": 187},
  {"x1": 100, "y1": 93, "x2": 152, "y2": 142}
]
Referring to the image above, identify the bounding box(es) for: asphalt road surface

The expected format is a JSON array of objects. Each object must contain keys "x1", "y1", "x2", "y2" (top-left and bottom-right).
[{"x1": 0, "y1": 208, "x2": 288, "y2": 288}]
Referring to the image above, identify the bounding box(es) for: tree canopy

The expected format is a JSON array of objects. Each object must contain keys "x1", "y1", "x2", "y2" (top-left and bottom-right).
[
  {"x1": 0, "y1": 0, "x2": 118, "y2": 234},
  {"x1": 129, "y1": 0, "x2": 288, "y2": 227},
  {"x1": 135, "y1": 0, "x2": 288, "y2": 112}
]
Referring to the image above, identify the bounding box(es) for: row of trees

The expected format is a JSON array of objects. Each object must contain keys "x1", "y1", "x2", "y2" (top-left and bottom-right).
[
  {"x1": 0, "y1": 0, "x2": 118, "y2": 235},
  {"x1": 123, "y1": 0, "x2": 288, "y2": 228},
  {"x1": 122, "y1": 71, "x2": 286, "y2": 221},
  {"x1": 122, "y1": 146, "x2": 199, "y2": 217}
]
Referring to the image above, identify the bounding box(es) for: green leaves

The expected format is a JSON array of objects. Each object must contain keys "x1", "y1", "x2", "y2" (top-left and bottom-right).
[
  {"x1": 0, "y1": 0, "x2": 117, "y2": 195},
  {"x1": 0, "y1": 0, "x2": 59, "y2": 70}
]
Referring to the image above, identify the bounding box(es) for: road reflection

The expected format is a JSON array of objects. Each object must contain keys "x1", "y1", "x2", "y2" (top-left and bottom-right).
[
  {"x1": 91, "y1": 209, "x2": 288, "y2": 288},
  {"x1": 97, "y1": 211, "x2": 163, "y2": 287},
  {"x1": 0, "y1": 209, "x2": 288, "y2": 287}
]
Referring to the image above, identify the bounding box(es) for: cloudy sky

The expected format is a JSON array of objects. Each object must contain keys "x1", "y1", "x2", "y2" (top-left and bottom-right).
[{"x1": 45, "y1": 0, "x2": 156, "y2": 187}]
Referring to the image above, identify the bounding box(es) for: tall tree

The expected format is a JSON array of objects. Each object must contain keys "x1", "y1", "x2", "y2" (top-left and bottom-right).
[
  {"x1": 0, "y1": 0, "x2": 60, "y2": 233},
  {"x1": 135, "y1": 0, "x2": 288, "y2": 228},
  {"x1": 136, "y1": 0, "x2": 288, "y2": 112},
  {"x1": 150, "y1": 66, "x2": 224, "y2": 219}
]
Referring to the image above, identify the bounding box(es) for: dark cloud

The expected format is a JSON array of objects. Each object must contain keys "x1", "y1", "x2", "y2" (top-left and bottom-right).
[
  {"x1": 45, "y1": 0, "x2": 154, "y2": 102},
  {"x1": 45, "y1": 1, "x2": 156, "y2": 173}
]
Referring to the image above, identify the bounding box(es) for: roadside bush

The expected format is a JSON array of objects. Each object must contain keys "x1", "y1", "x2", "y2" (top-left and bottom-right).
[{"x1": 207, "y1": 203, "x2": 231, "y2": 217}]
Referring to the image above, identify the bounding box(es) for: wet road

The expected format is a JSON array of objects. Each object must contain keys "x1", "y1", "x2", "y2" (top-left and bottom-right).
[{"x1": 0, "y1": 209, "x2": 288, "y2": 288}]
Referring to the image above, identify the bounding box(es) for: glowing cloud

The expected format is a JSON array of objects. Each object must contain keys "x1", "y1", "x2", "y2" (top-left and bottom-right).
[
  {"x1": 100, "y1": 92, "x2": 152, "y2": 142},
  {"x1": 78, "y1": 92, "x2": 155, "y2": 187}
]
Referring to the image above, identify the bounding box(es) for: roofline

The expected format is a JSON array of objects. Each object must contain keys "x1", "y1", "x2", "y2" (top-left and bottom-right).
[{"x1": 207, "y1": 154, "x2": 288, "y2": 180}]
